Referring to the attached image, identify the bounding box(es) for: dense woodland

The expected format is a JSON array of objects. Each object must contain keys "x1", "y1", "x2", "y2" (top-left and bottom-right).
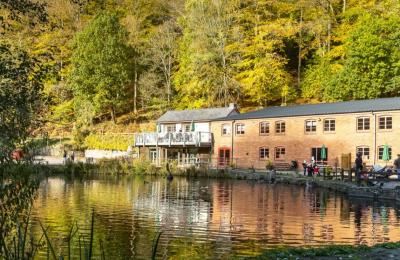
[{"x1": 1, "y1": 0, "x2": 400, "y2": 143}]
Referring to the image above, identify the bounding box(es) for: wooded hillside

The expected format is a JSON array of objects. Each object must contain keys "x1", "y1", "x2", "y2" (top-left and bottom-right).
[{"x1": 1, "y1": 0, "x2": 400, "y2": 134}]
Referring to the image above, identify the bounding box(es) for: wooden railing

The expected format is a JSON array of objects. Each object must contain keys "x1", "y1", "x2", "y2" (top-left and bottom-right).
[{"x1": 134, "y1": 131, "x2": 212, "y2": 147}]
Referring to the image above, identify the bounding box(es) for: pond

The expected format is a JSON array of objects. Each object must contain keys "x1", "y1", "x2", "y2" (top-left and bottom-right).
[{"x1": 31, "y1": 176, "x2": 400, "y2": 259}]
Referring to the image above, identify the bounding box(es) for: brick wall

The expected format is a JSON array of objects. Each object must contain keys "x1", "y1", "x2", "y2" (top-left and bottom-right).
[{"x1": 212, "y1": 111, "x2": 400, "y2": 169}]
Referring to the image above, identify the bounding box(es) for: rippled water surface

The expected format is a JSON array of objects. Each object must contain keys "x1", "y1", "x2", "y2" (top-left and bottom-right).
[{"x1": 31, "y1": 176, "x2": 400, "y2": 259}]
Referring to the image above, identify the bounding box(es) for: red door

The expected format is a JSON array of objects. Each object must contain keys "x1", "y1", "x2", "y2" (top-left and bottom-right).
[{"x1": 218, "y1": 148, "x2": 230, "y2": 167}]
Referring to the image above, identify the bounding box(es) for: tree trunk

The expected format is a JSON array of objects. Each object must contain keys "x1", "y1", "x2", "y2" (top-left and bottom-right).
[
  {"x1": 110, "y1": 106, "x2": 116, "y2": 124},
  {"x1": 298, "y1": 7, "x2": 303, "y2": 88},
  {"x1": 343, "y1": 0, "x2": 346, "y2": 13},
  {"x1": 133, "y1": 62, "x2": 138, "y2": 114},
  {"x1": 327, "y1": 20, "x2": 331, "y2": 52}
]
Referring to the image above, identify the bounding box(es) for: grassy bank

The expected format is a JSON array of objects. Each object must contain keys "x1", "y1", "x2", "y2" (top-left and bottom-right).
[{"x1": 247, "y1": 242, "x2": 400, "y2": 259}]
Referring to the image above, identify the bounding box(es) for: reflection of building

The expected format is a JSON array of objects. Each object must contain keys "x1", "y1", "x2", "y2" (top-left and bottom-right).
[
  {"x1": 208, "y1": 182, "x2": 398, "y2": 246},
  {"x1": 134, "y1": 104, "x2": 238, "y2": 166}
]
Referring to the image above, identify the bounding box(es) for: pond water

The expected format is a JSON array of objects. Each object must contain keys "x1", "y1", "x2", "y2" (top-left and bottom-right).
[{"x1": 31, "y1": 175, "x2": 400, "y2": 259}]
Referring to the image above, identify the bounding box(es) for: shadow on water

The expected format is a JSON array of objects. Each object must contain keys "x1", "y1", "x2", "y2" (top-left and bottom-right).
[{"x1": 20, "y1": 175, "x2": 400, "y2": 258}]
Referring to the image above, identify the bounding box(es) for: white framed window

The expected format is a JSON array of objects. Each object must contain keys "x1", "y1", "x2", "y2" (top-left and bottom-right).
[
  {"x1": 184, "y1": 124, "x2": 191, "y2": 132},
  {"x1": 235, "y1": 123, "x2": 245, "y2": 135},
  {"x1": 275, "y1": 121, "x2": 285, "y2": 134},
  {"x1": 379, "y1": 116, "x2": 392, "y2": 130},
  {"x1": 275, "y1": 147, "x2": 286, "y2": 160},
  {"x1": 323, "y1": 119, "x2": 335, "y2": 132},
  {"x1": 356, "y1": 146, "x2": 370, "y2": 160},
  {"x1": 221, "y1": 124, "x2": 231, "y2": 136},
  {"x1": 166, "y1": 125, "x2": 176, "y2": 133},
  {"x1": 259, "y1": 147, "x2": 269, "y2": 160},
  {"x1": 357, "y1": 117, "x2": 370, "y2": 131},
  {"x1": 259, "y1": 122, "x2": 270, "y2": 135},
  {"x1": 305, "y1": 120, "x2": 317, "y2": 133}
]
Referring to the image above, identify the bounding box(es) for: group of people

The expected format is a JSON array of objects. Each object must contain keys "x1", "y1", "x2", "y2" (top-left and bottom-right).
[
  {"x1": 63, "y1": 150, "x2": 75, "y2": 164},
  {"x1": 355, "y1": 153, "x2": 400, "y2": 182},
  {"x1": 302, "y1": 160, "x2": 320, "y2": 177}
]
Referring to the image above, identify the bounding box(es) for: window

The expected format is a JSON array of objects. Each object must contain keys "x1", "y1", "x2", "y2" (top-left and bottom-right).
[
  {"x1": 184, "y1": 124, "x2": 191, "y2": 132},
  {"x1": 275, "y1": 121, "x2": 285, "y2": 134},
  {"x1": 379, "y1": 116, "x2": 392, "y2": 130},
  {"x1": 259, "y1": 147, "x2": 269, "y2": 160},
  {"x1": 324, "y1": 119, "x2": 335, "y2": 132},
  {"x1": 259, "y1": 122, "x2": 270, "y2": 135},
  {"x1": 357, "y1": 117, "x2": 370, "y2": 131},
  {"x1": 221, "y1": 124, "x2": 231, "y2": 136},
  {"x1": 235, "y1": 123, "x2": 245, "y2": 135},
  {"x1": 356, "y1": 146, "x2": 370, "y2": 160},
  {"x1": 311, "y1": 147, "x2": 328, "y2": 162},
  {"x1": 378, "y1": 146, "x2": 392, "y2": 160},
  {"x1": 275, "y1": 147, "x2": 286, "y2": 160},
  {"x1": 305, "y1": 120, "x2": 317, "y2": 133},
  {"x1": 166, "y1": 125, "x2": 176, "y2": 133}
]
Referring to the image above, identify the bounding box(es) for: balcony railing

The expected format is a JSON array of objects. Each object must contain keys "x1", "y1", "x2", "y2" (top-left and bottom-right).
[{"x1": 134, "y1": 131, "x2": 212, "y2": 147}]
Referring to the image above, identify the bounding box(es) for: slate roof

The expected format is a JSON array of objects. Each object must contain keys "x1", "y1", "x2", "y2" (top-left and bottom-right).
[
  {"x1": 158, "y1": 106, "x2": 238, "y2": 123},
  {"x1": 221, "y1": 97, "x2": 400, "y2": 121}
]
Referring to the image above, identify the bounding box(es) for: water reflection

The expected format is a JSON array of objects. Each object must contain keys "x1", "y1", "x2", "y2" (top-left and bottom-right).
[{"x1": 31, "y1": 176, "x2": 400, "y2": 258}]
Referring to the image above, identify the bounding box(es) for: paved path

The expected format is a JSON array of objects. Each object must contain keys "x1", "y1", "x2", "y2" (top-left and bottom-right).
[{"x1": 33, "y1": 156, "x2": 85, "y2": 165}]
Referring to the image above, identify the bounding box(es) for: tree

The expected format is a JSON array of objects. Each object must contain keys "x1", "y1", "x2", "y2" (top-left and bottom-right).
[
  {"x1": 233, "y1": 0, "x2": 297, "y2": 107},
  {"x1": 0, "y1": 44, "x2": 44, "y2": 161},
  {"x1": 148, "y1": 20, "x2": 179, "y2": 107},
  {"x1": 174, "y1": 0, "x2": 240, "y2": 108},
  {"x1": 302, "y1": 10, "x2": 400, "y2": 101},
  {"x1": 69, "y1": 11, "x2": 133, "y2": 124}
]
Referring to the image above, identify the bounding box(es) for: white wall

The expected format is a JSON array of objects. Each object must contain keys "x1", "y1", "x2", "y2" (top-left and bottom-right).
[{"x1": 195, "y1": 122, "x2": 209, "y2": 132}]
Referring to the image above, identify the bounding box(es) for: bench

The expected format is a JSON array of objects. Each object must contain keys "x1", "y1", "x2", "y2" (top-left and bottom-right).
[{"x1": 273, "y1": 162, "x2": 292, "y2": 171}]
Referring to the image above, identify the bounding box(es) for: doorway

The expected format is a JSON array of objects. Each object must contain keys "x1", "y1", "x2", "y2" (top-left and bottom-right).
[
  {"x1": 149, "y1": 149, "x2": 158, "y2": 164},
  {"x1": 218, "y1": 148, "x2": 231, "y2": 167},
  {"x1": 311, "y1": 147, "x2": 328, "y2": 163}
]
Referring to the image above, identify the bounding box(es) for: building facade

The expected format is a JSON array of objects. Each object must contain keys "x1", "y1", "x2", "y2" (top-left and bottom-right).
[
  {"x1": 211, "y1": 98, "x2": 400, "y2": 169},
  {"x1": 135, "y1": 97, "x2": 400, "y2": 170},
  {"x1": 134, "y1": 104, "x2": 238, "y2": 166}
]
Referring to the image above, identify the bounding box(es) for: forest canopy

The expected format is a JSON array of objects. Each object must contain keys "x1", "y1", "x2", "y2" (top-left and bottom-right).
[{"x1": 1, "y1": 0, "x2": 400, "y2": 131}]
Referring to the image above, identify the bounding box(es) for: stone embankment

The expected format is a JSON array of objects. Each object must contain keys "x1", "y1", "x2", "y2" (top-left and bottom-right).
[{"x1": 220, "y1": 168, "x2": 400, "y2": 202}]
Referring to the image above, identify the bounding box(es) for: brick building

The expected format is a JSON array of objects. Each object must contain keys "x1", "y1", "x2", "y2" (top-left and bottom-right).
[{"x1": 211, "y1": 97, "x2": 400, "y2": 169}]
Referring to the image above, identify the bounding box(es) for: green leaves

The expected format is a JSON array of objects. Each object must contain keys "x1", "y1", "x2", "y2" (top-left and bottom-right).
[
  {"x1": 69, "y1": 11, "x2": 133, "y2": 124},
  {"x1": 0, "y1": 43, "x2": 44, "y2": 158},
  {"x1": 302, "y1": 8, "x2": 400, "y2": 102}
]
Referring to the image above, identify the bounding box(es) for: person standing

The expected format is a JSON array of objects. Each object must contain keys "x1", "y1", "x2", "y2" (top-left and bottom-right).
[
  {"x1": 355, "y1": 153, "x2": 363, "y2": 184},
  {"x1": 63, "y1": 150, "x2": 67, "y2": 164},
  {"x1": 302, "y1": 160, "x2": 307, "y2": 176},
  {"x1": 71, "y1": 151, "x2": 75, "y2": 162},
  {"x1": 394, "y1": 154, "x2": 400, "y2": 180}
]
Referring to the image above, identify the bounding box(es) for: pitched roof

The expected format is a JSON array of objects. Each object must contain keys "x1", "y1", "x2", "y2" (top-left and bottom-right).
[
  {"x1": 222, "y1": 97, "x2": 400, "y2": 121},
  {"x1": 158, "y1": 106, "x2": 238, "y2": 123}
]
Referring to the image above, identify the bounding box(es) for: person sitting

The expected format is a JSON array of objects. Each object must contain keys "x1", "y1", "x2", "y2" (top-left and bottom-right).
[{"x1": 394, "y1": 154, "x2": 400, "y2": 180}]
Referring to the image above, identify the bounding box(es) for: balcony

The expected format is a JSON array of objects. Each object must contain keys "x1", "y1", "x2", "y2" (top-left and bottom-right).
[{"x1": 134, "y1": 131, "x2": 213, "y2": 147}]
